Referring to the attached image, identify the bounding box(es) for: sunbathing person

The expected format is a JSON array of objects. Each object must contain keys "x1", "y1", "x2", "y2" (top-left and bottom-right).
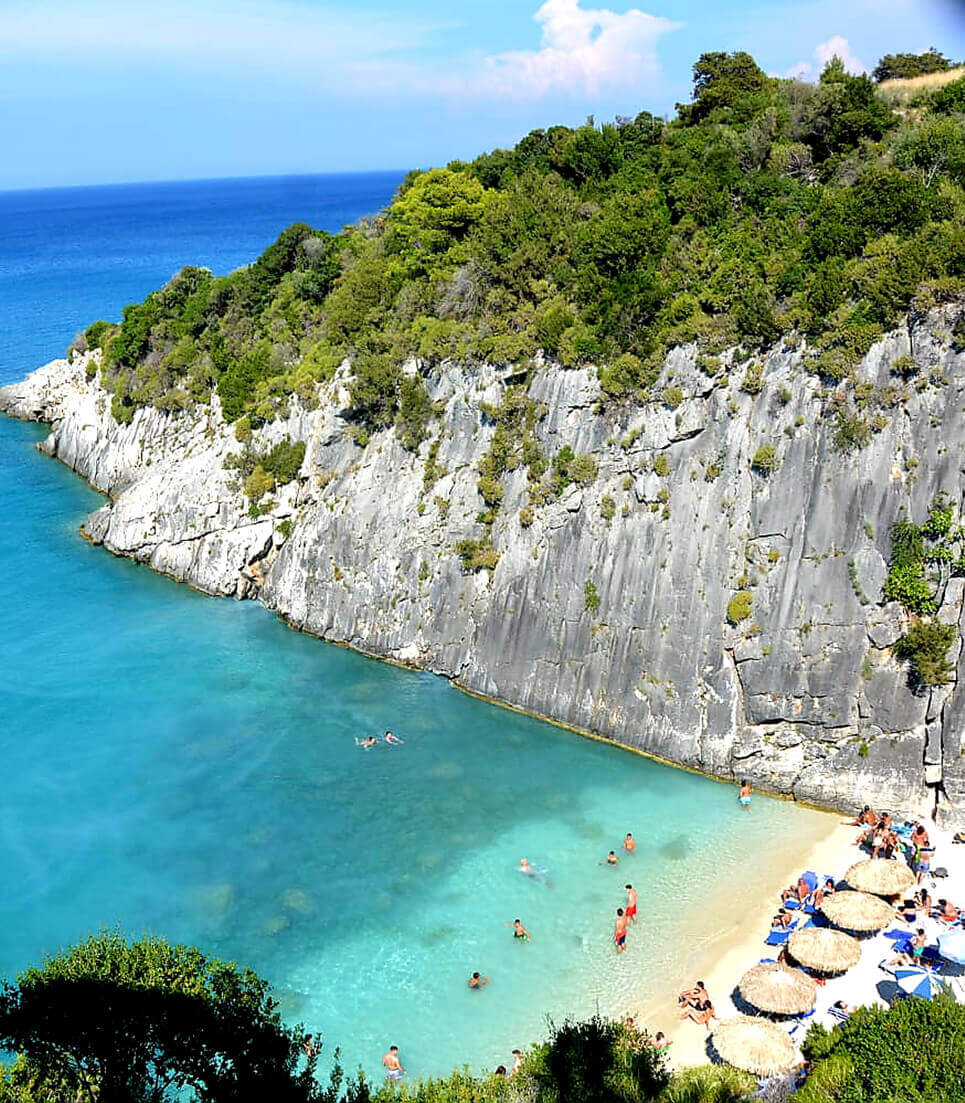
[
  {"x1": 678, "y1": 983, "x2": 715, "y2": 1026},
  {"x1": 936, "y1": 899, "x2": 960, "y2": 922},
  {"x1": 772, "y1": 908, "x2": 793, "y2": 929},
  {"x1": 852, "y1": 805, "x2": 877, "y2": 827},
  {"x1": 677, "y1": 980, "x2": 707, "y2": 1006},
  {"x1": 782, "y1": 877, "x2": 811, "y2": 905},
  {"x1": 832, "y1": 1001, "x2": 857, "y2": 1016}
]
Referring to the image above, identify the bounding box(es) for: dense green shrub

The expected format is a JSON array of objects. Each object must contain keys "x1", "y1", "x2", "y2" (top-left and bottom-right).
[
  {"x1": 454, "y1": 539, "x2": 500, "y2": 572},
  {"x1": 584, "y1": 581, "x2": 601, "y2": 614},
  {"x1": 727, "y1": 590, "x2": 753, "y2": 624},
  {"x1": 750, "y1": 444, "x2": 778, "y2": 474},
  {"x1": 894, "y1": 620, "x2": 958, "y2": 686},
  {"x1": 244, "y1": 465, "x2": 275, "y2": 502},
  {"x1": 0, "y1": 931, "x2": 323, "y2": 1103},
  {"x1": 799, "y1": 990, "x2": 965, "y2": 1103},
  {"x1": 873, "y1": 49, "x2": 953, "y2": 82},
  {"x1": 260, "y1": 438, "x2": 306, "y2": 484}
]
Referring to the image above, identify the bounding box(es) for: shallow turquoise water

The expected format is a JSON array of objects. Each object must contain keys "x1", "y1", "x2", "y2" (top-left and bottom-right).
[{"x1": 0, "y1": 176, "x2": 827, "y2": 1079}]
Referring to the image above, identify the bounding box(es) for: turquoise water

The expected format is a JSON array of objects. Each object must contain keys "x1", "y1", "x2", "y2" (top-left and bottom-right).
[{"x1": 0, "y1": 176, "x2": 827, "y2": 1079}]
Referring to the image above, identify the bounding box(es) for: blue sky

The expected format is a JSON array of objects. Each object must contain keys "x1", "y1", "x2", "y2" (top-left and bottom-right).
[{"x1": 1, "y1": 0, "x2": 963, "y2": 189}]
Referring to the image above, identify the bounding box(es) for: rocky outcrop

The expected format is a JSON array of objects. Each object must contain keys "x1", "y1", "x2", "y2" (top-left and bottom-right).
[{"x1": 4, "y1": 306, "x2": 965, "y2": 826}]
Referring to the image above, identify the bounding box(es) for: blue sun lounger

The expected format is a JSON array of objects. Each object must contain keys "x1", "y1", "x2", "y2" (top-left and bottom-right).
[{"x1": 765, "y1": 919, "x2": 799, "y2": 946}]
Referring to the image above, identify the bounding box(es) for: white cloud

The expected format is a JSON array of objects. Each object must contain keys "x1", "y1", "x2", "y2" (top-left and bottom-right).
[
  {"x1": 786, "y1": 34, "x2": 866, "y2": 81},
  {"x1": 478, "y1": 0, "x2": 680, "y2": 98},
  {"x1": 814, "y1": 35, "x2": 865, "y2": 74}
]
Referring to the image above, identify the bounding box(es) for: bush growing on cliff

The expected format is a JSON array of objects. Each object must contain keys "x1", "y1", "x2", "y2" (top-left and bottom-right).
[
  {"x1": 260, "y1": 438, "x2": 306, "y2": 484},
  {"x1": 454, "y1": 538, "x2": 500, "y2": 573},
  {"x1": 727, "y1": 590, "x2": 753, "y2": 625},
  {"x1": 894, "y1": 620, "x2": 958, "y2": 687}
]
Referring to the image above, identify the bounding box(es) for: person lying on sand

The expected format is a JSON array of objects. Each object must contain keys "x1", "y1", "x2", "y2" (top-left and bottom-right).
[
  {"x1": 832, "y1": 1001, "x2": 857, "y2": 1016},
  {"x1": 936, "y1": 898, "x2": 960, "y2": 922},
  {"x1": 772, "y1": 908, "x2": 793, "y2": 929},
  {"x1": 678, "y1": 984, "x2": 715, "y2": 1026}
]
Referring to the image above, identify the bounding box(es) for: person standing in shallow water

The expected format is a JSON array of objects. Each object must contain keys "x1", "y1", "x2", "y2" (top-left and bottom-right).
[
  {"x1": 624, "y1": 833, "x2": 636, "y2": 853},
  {"x1": 614, "y1": 907, "x2": 628, "y2": 952},
  {"x1": 625, "y1": 884, "x2": 638, "y2": 922},
  {"x1": 382, "y1": 1045, "x2": 404, "y2": 1080},
  {"x1": 739, "y1": 779, "x2": 752, "y2": 808}
]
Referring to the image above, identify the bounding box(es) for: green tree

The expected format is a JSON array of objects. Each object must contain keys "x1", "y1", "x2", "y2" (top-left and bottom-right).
[
  {"x1": 798, "y1": 991, "x2": 965, "y2": 1103},
  {"x1": 872, "y1": 49, "x2": 952, "y2": 83},
  {"x1": 0, "y1": 932, "x2": 323, "y2": 1103},
  {"x1": 392, "y1": 168, "x2": 492, "y2": 254},
  {"x1": 686, "y1": 51, "x2": 770, "y2": 123}
]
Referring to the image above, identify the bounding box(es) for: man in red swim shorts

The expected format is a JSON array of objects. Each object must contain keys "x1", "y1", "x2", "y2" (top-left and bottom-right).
[{"x1": 625, "y1": 884, "x2": 638, "y2": 922}]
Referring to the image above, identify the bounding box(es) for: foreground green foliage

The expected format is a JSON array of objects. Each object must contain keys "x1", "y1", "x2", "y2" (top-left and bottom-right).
[
  {"x1": 883, "y1": 493, "x2": 964, "y2": 687},
  {"x1": 84, "y1": 48, "x2": 965, "y2": 445},
  {"x1": 0, "y1": 931, "x2": 323, "y2": 1102},
  {"x1": 798, "y1": 990, "x2": 965, "y2": 1103}
]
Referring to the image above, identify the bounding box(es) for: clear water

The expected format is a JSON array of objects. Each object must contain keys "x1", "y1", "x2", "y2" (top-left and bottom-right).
[{"x1": 0, "y1": 175, "x2": 828, "y2": 1079}]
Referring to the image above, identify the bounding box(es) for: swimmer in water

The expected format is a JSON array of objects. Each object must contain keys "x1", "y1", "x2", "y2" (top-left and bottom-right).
[
  {"x1": 357, "y1": 736, "x2": 377, "y2": 749},
  {"x1": 512, "y1": 919, "x2": 530, "y2": 941},
  {"x1": 624, "y1": 833, "x2": 636, "y2": 854},
  {"x1": 384, "y1": 731, "x2": 404, "y2": 745},
  {"x1": 606, "y1": 851, "x2": 619, "y2": 865},
  {"x1": 468, "y1": 971, "x2": 491, "y2": 989}
]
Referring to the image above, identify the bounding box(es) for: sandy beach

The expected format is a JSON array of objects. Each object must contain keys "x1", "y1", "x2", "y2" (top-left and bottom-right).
[{"x1": 625, "y1": 803, "x2": 965, "y2": 1071}]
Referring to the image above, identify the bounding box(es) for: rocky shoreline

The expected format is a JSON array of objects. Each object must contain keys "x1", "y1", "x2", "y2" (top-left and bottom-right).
[{"x1": 3, "y1": 305, "x2": 964, "y2": 825}]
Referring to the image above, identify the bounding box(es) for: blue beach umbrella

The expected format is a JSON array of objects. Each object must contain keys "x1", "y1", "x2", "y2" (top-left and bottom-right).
[
  {"x1": 938, "y1": 930, "x2": 965, "y2": 965},
  {"x1": 894, "y1": 967, "x2": 947, "y2": 999}
]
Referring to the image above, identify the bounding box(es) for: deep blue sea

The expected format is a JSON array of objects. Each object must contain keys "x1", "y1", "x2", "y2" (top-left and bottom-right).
[{"x1": 0, "y1": 174, "x2": 829, "y2": 1079}]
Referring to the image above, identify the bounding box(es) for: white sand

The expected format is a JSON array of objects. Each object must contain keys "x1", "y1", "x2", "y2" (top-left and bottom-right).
[{"x1": 631, "y1": 813, "x2": 965, "y2": 1071}]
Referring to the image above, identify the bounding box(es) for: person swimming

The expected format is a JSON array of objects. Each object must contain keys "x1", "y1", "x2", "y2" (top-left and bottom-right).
[
  {"x1": 512, "y1": 918, "x2": 530, "y2": 940},
  {"x1": 468, "y1": 971, "x2": 491, "y2": 989},
  {"x1": 356, "y1": 736, "x2": 377, "y2": 749},
  {"x1": 384, "y1": 731, "x2": 404, "y2": 745},
  {"x1": 606, "y1": 851, "x2": 619, "y2": 865},
  {"x1": 623, "y1": 833, "x2": 636, "y2": 853}
]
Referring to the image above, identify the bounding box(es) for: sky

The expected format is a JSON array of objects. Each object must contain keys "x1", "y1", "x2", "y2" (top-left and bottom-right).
[{"x1": 1, "y1": 0, "x2": 964, "y2": 189}]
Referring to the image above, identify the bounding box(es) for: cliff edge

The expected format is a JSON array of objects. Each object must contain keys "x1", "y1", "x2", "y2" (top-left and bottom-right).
[{"x1": 4, "y1": 306, "x2": 964, "y2": 825}]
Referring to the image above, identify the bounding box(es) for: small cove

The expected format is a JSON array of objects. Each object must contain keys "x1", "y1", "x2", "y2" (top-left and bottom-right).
[{"x1": 0, "y1": 175, "x2": 832, "y2": 1078}]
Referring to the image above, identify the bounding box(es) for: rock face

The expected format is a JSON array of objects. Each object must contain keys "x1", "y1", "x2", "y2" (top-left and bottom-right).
[{"x1": 4, "y1": 306, "x2": 965, "y2": 825}]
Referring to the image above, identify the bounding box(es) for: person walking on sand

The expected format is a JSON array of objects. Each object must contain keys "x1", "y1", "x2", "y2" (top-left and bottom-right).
[
  {"x1": 382, "y1": 1045, "x2": 405, "y2": 1081},
  {"x1": 625, "y1": 884, "x2": 638, "y2": 922},
  {"x1": 739, "y1": 779, "x2": 752, "y2": 808},
  {"x1": 624, "y1": 833, "x2": 636, "y2": 853},
  {"x1": 614, "y1": 907, "x2": 628, "y2": 953}
]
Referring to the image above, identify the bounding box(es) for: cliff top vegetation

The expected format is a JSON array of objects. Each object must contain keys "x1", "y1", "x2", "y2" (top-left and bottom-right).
[{"x1": 76, "y1": 48, "x2": 965, "y2": 449}]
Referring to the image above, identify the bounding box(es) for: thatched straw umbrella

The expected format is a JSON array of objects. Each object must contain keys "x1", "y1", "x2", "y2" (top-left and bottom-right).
[
  {"x1": 821, "y1": 890, "x2": 894, "y2": 932},
  {"x1": 845, "y1": 859, "x2": 915, "y2": 897},
  {"x1": 737, "y1": 963, "x2": 817, "y2": 1015},
  {"x1": 711, "y1": 1016, "x2": 796, "y2": 1076},
  {"x1": 787, "y1": 927, "x2": 862, "y2": 973}
]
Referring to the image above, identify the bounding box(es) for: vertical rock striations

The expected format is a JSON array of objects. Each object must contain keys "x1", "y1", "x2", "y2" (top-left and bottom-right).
[{"x1": 3, "y1": 305, "x2": 964, "y2": 825}]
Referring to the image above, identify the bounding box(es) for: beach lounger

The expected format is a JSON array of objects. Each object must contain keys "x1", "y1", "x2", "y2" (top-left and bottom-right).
[{"x1": 765, "y1": 920, "x2": 798, "y2": 946}]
